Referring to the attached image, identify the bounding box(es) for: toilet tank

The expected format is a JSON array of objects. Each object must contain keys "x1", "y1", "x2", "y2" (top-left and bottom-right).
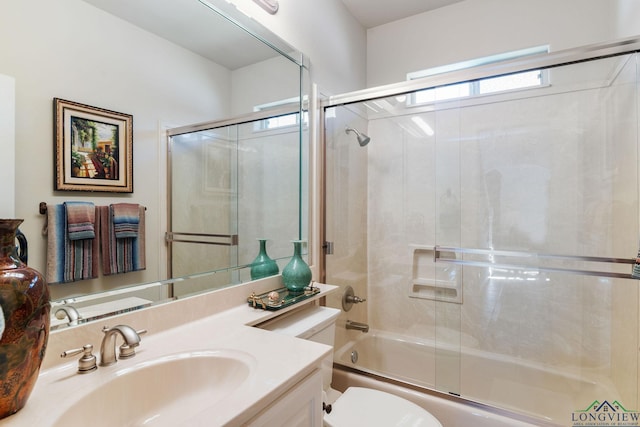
[{"x1": 259, "y1": 305, "x2": 341, "y2": 389}]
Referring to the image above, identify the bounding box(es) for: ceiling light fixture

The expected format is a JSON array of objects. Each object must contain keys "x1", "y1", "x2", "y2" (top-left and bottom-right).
[{"x1": 253, "y1": 0, "x2": 279, "y2": 14}]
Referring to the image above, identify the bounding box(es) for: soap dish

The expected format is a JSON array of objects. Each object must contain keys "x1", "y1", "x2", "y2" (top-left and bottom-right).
[{"x1": 247, "y1": 284, "x2": 320, "y2": 310}]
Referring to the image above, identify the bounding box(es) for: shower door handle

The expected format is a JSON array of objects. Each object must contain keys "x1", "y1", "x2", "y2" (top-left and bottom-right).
[
  {"x1": 165, "y1": 232, "x2": 238, "y2": 246},
  {"x1": 434, "y1": 245, "x2": 637, "y2": 280}
]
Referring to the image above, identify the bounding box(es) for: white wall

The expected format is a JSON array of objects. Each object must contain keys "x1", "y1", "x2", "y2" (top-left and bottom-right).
[
  {"x1": 0, "y1": 0, "x2": 231, "y2": 299},
  {"x1": 367, "y1": 0, "x2": 640, "y2": 87},
  {"x1": 231, "y1": 0, "x2": 367, "y2": 96},
  {"x1": 0, "y1": 75, "x2": 15, "y2": 218},
  {"x1": 231, "y1": 55, "x2": 300, "y2": 115},
  {"x1": 229, "y1": 0, "x2": 640, "y2": 92}
]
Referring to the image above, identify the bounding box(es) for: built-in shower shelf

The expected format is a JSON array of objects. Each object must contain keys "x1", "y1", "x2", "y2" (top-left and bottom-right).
[
  {"x1": 412, "y1": 278, "x2": 458, "y2": 289},
  {"x1": 408, "y1": 245, "x2": 462, "y2": 304}
]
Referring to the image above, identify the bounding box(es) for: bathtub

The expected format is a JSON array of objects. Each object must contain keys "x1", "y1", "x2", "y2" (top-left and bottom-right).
[{"x1": 333, "y1": 330, "x2": 621, "y2": 426}]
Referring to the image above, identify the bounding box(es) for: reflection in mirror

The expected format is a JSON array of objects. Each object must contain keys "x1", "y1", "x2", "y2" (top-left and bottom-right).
[
  {"x1": 167, "y1": 107, "x2": 305, "y2": 298},
  {"x1": 45, "y1": 0, "x2": 309, "y2": 330}
]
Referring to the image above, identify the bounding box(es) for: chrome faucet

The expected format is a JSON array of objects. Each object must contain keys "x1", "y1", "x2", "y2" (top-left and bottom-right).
[
  {"x1": 99, "y1": 325, "x2": 146, "y2": 366},
  {"x1": 346, "y1": 320, "x2": 369, "y2": 333},
  {"x1": 55, "y1": 306, "x2": 81, "y2": 325}
]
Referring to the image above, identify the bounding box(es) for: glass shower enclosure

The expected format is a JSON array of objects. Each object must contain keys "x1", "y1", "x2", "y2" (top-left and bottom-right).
[{"x1": 322, "y1": 38, "x2": 640, "y2": 424}]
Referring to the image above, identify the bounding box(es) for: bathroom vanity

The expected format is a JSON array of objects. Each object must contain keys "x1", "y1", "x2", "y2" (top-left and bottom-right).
[{"x1": 0, "y1": 277, "x2": 337, "y2": 426}]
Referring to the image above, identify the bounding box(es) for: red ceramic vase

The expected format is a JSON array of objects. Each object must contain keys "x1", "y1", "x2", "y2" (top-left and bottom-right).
[{"x1": 0, "y1": 219, "x2": 50, "y2": 419}]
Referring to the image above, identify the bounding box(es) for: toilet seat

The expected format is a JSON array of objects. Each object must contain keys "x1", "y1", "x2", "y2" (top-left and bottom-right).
[{"x1": 324, "y1": 387, "x2": 443, "y2": 427}]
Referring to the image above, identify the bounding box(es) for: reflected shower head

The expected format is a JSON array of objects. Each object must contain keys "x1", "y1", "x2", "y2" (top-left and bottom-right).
[{"x1": 345, "y1": 126, "x2": 371, "y2": 147}]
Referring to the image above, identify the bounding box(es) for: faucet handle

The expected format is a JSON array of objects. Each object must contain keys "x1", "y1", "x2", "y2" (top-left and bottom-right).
[
  {"x1": 118, "y1": 329, "x2": 147, "y2": 359},
  {"x1": 342, "y1": 285, "x2": 366, "y2": 311},
  {"x1": 346, "y1": 295, "x2": 366, "y2": 304},
  {"x1": 61, "y1": 344, "x2": 98, "y2": 374}
]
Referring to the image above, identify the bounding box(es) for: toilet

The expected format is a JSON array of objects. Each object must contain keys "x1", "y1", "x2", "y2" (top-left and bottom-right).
[{"x1": 260, "y1": 305, "x2": 443, "y2": 427}]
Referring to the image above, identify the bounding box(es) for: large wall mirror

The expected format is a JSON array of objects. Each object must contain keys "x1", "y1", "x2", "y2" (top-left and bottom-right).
[{"x1": 1, "y1": 0, "x2": 308, "y2": 329}]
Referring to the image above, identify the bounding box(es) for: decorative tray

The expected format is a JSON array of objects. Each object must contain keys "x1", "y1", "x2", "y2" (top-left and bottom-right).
[{"x1": 247, "y1": 284, "x2": 320, "y2": 311}]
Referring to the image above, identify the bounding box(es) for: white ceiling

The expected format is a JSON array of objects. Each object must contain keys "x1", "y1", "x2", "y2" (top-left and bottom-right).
[
  {"x1": 82, "y1": 0, "x2": 288, "y2": 69},
  {"x1": 340, "y1": 0, "x2": 464, "y2": 28},
  {"x1": 81, "y1": 0, "x2": 464, "y2": 70}
]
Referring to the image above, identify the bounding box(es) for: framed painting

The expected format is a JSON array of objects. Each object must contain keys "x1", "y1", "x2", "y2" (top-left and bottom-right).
[
  {"x1": 203, "y1": 140, "x2": 232, "y2": 195},
  {"x1": 54, "y1": 98, "x2": 133, "y2": 192}
]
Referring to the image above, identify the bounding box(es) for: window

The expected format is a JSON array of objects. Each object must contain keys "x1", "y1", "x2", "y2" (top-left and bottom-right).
[
  {"x1": 408, "y1": 46, "x2": 549, "y2": 105},
  {"x1": 479, "y1": 69, "x2": 542, "y2": 94},
  {"x1": 260, "y1": 114, "x2": 298, "y2": 129},
  {"x1": 253, "y1": 97, "x2": 307, "y2": 131}
]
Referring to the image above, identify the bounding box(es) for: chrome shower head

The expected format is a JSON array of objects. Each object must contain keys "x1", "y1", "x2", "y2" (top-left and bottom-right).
[{"x1": 345, "y1": 126, "x2": 371, "y2": 147}]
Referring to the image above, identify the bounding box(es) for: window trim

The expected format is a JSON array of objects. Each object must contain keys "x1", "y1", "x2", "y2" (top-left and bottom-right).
[{"x1": 407, "y1": 46, "x2": 550, "y2": 106}]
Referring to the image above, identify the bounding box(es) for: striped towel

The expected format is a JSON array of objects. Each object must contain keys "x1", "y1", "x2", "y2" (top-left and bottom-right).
[
  {"x1": 65, "y1": 201, "x2": 95, "y2": 240},
  {"x1": 99, "y1": 205, "x2": 146, "y2": 275},
  {"x1": 111, "y1": 203, "x2": 139, "y2": 239},
  {"x1": 44, "y1": 203, "x2": 99, "y2": 284}
]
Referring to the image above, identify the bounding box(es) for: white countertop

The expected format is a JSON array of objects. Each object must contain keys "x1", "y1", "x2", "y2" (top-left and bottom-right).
[{"x1": 0, "y1": 280, "x2": 339, "y2": 426}]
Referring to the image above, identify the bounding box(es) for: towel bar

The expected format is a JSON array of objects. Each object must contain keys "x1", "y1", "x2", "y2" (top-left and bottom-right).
[{"x1": 39, "y1": 202, "x2": 146, "y2": 215}]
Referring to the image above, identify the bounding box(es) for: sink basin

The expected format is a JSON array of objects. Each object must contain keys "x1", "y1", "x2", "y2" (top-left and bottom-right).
[{"x1": 53, "y1": 350, "x2": 254, "y2": 427}]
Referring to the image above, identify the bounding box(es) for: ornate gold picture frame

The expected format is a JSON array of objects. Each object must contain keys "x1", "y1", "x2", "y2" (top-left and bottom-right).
[{"x1": 54, "y1": 98, "x2": 133, "y2": 192}]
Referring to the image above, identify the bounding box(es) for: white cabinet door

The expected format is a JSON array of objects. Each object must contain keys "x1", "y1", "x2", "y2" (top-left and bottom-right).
[{"x1": 248, "y1": 369, "x2": 323, "y2": 427}]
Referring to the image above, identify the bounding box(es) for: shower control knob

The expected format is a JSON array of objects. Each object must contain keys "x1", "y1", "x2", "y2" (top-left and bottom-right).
[
  {"x1": 346, "y1": 294, "x2": 366, "y2": 304},
  {"x1": 342, "y1": 285, "x2": 366, "y2": 312}
]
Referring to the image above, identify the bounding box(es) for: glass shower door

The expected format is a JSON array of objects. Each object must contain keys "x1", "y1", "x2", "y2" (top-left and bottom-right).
[
  {"x1": 445, "y1": 53, "x2": 640, "y2": 421},
  {"x1": 324, "y1": 102, "x2": 462, "y2": 396},
  {"x1": 169, "y1": 125, "x2": 239, "y2": 296},
  {"x1": 168, "y1": 109, "x2": 305, "y2": 297}
]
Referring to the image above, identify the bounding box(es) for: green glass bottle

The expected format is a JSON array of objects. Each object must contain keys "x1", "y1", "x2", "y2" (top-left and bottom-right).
[
  {"x1": 250, "y1": 239, "x2": 279, "y2": 280},
  {"x1": 282, "y1": 240, "x2": 311, "y2": 294}
]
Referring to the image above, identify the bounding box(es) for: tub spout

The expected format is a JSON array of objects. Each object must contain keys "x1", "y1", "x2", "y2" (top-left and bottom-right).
[{"x1": 346, "y1": 320, "x2": 369, "y2": 333}]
